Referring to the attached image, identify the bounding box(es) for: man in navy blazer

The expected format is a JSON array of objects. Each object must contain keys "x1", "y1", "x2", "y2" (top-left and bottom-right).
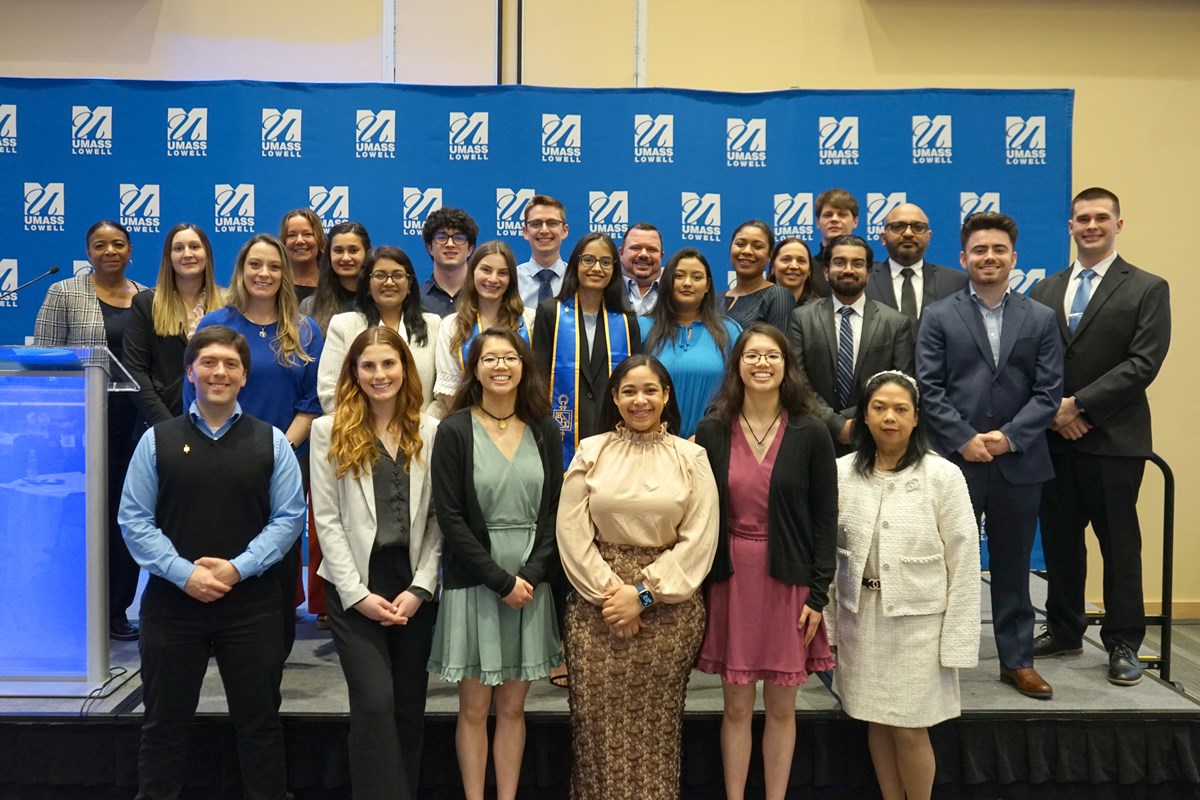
[
  {"x1": 916, "y1": 212, "x2": 1063, "y2": 699},
  {"x1": 866, "y1": 202, "x2": 968, "y2": 319},
  {"x1": 1029, "y1": 188, "x2": 1171, "y2": 687}
]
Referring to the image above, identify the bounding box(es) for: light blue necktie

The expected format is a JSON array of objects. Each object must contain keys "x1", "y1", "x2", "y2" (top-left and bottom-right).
[
  {"x1": 836, "y1": 306, "x2": 854, "y2": 409},
  {"x1": 1068, "y1": 268, "x2": 1096, "y2": 334}
]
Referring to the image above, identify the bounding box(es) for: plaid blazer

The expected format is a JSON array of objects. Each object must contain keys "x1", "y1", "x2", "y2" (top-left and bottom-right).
[{"x1": 32, "y1": 273, "x2": 148, "y2": 348}]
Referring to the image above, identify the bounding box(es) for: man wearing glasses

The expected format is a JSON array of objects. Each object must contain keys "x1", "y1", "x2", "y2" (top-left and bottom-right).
[
  {"x1": 516, "y1": 195, "x2": 569, "y2": 309},
  {"x1": 867, "y1": 203, "x2": 968, "y2": 320},
  {"x1": 788, "y1": 234, "x2": 914, "y2": 455},
  {"x1": 420, "y1": 207, "x2": 479, "y2": 317}
]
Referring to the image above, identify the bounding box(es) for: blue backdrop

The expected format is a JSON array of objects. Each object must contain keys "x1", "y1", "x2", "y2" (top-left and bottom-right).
[{"x1": 0, "y1": 78, "x2": 1072, "y2": 344}]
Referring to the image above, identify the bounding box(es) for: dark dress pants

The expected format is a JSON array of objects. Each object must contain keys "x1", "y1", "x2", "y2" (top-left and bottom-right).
[
  {"x1": 108, "y1": 394, "x2": 140, "y2": 623},
  {"x1": 137, "y1": 606, "x2": 287, "y2": 800},
  {"x1": 965, "y1": 462, "x2": 1041, "y2": 670},
  {"x1": 1040, "y1": 448, "x2": 1146, "y2": 651},
  {"x1": 328, "y1": 546, "x2": 435, "y2": 800}
]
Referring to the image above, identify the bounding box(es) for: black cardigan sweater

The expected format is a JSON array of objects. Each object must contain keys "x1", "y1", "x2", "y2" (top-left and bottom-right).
[
  {"x1": 123, "y1": 289, "x2": 188, "y2": 434},
  {"x1": 431, "y1": 409, "x2": 564, "y2": 596},
  {"x1": 694, "y1": 414, "x2": 838, "y2": 611}
]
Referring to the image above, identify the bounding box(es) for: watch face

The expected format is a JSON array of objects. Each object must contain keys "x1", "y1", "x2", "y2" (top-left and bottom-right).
[{"x1": 638, "y1": 592, "x2": 653, "y2": 607}]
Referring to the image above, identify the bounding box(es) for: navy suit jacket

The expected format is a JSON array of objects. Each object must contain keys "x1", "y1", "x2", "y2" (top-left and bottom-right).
[
  {"x1": 865, "y1": 260, "x2": 969, "y2": 316},
  {"x1": 916, "y1": 287, "x2": 1063, "y2": 485},
  {"x1": 1028, "y1": 256, "x2": 1170, "y2": 458}
]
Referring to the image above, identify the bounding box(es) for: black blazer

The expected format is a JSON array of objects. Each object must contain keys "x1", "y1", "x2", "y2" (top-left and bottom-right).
[
  {"x1": 123, "y1": 289, "x2": 188, "y2": 434},
  {"x1": 865, "y1": 260, "x2": 968, "y2": 317},
  {"x1": 1028, "y1": 256, "x2": 1171, "y2": 457},
  {"x1": 531, "y1": 298, "x2": 642, "y2": 441},
  {"x1": 694, "y1": 415, "x2": 838, "y2": 611},
  {"x1": 431, "y1": 410, "x2": 563, "y2": 595},
  {"x1": 787, "y1": 296, "x2": 915, "y2": 448}
]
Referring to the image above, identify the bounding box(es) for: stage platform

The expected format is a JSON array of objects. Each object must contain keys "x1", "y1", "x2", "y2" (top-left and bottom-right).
[{"x1": 3, "y1": 576, "x2": 1200, "y2": 799}]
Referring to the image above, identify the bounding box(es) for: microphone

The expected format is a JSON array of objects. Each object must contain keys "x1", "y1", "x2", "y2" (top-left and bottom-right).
[{"x1": 0, "y1": 266, "x2": 61, "y2": 302}]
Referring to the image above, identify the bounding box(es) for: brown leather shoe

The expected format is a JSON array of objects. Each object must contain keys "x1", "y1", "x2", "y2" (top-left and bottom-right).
[{"x1": 1000, "y1": 667, "x2": 1053, "y2": 699}]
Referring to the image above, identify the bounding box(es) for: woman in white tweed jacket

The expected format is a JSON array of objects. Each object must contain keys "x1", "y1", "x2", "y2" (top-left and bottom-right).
[{"x1": 827, "y1": 370, "x2": 980, "y2": 800}]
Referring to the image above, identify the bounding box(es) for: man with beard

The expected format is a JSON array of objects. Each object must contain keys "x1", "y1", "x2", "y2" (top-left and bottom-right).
[
  {"x1": 788, "y1": 234, "x2": 914, "y2": 454},
  {"x1": 619, "y1": 222, "x2": 665, "y2": 314},
  {"x1": 866, "y1": 202, "x2": 967, "y2": 320}
]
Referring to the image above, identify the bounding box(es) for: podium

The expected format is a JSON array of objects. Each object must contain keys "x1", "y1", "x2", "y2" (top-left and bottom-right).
[{"x1": 0, "y1": 346, "x2": 137, "y2": 696}]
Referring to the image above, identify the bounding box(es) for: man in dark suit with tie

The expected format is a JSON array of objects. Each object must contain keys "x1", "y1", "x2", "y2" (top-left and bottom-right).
[
  {"x1": 866, "y1": 202, "x2": 968, "y2": 319},
  {"x1": 1028, "y1": 187, "x2": 1171, "y2": 686},
  {"x1": 917, "y1": 212, "x2": 1063, "y2": 699},
  {"x1": 788, "y1": 234, "x2": 914, "y2": 454}
]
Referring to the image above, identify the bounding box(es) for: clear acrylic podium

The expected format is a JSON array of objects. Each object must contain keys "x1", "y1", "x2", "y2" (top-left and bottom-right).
[{"x1": 0, "y1": 346, "x2": 137, "y2": 696}]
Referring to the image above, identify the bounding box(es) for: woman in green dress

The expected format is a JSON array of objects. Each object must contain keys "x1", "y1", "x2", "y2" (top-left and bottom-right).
[{"x1": 429, "y1": 327, "x2": 564, "y2": 800}]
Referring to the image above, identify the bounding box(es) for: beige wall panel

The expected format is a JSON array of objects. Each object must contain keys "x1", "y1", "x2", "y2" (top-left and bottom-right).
[{"x1": 520, "y1": 0, "x2": 637, "y2": 87}]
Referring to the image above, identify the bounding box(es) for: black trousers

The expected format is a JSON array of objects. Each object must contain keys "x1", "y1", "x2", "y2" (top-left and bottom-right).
[
  {"x1": 328, "y1": 547, "x2": 435, "y2": 800},
  {"x1": 965, "y1": 463, "x2": 1041, "y2": 670},
  {"x1": 1040, "y1": 449, "x2": 1146, "y2": 651},
  {"x1": 137, "y1": 606, "x2": 287, "y2": 800},
  {"x1": 108, "y1": 395, "x2": 140, "y2": 622}
]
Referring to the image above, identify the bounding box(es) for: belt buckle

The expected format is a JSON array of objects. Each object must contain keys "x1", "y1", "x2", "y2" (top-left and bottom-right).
[{"x1": 863, "y1": 578, "x2": 882, "y2": 590}]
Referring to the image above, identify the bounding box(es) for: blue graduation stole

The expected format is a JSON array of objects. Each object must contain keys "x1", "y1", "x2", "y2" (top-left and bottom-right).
[
  {"x1": 550, "y1": 296, "x2": 632, "y2": 467},
  {"x1": 457, "y1": 313, "x2": 531, "y2": 370}
]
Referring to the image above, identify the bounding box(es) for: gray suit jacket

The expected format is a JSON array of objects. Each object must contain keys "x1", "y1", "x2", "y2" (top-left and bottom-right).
[
  {"x1": 33, "y1": 273, "x2": 148, "y2": 348},
  {"x1": 865, "y1": 260, "x2": 968, "y2": 318},
  {"x1": 788, "y1": 296, "x2": 915, "y2": 445}
]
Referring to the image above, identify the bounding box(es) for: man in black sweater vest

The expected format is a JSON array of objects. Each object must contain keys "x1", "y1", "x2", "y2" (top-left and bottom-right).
[{"x1": 119, "y1": 325, "x2": 306, "y2": 800}]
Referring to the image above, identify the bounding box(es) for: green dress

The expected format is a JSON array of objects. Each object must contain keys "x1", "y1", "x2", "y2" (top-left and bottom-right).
[{"x1": 428, "y1": 418, "x2": 563, "y2": 685}]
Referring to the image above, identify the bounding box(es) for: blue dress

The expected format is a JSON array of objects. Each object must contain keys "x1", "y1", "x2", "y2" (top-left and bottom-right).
[
  {"x1": 185, "y1": 307, "x2": 324, "y2": 453},
  {"x1": 639, "y1": 317, "x2": 741, "y2": 437}
]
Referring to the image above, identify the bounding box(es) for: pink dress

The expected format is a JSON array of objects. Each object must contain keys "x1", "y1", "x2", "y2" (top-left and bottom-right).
[{"x1": 696, "y1": 417, "x2": 835, "y2": 685}]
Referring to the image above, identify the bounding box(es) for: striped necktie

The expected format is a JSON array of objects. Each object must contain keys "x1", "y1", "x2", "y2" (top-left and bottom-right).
[{"x1": 836, "y1": 305, "x2": 855, "y2": 409}]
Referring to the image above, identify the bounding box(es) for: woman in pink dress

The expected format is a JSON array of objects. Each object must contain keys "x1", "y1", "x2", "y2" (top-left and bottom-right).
[{"x1": 694, "y1": 322, "x2": 838, "y2": 800}]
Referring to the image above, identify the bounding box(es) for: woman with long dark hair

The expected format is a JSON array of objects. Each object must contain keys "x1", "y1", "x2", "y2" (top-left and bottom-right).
[
  {"x1": 695, "y1": 323, "x2": 837, "y2": 800},
  {"x1": 299, "y1": 221, "x2": 371, "y2": 334},
  {"x1": 640, "y1": 247, "x2": 740, "y2": 437},
  {"x1": 429, "y1": 328, "x2": 563, "y2": 800},
  {"x1": 766, "y1": 237, "x2": 818, "y2": 306},
  {"x1": 830, "y1": 370, "x2": 980, "y2": 800},
  {"x1": 557, "y1": 354, "x2": 718, "y2": 800},
  {"x1": 310, "y1": 326, "x2": 441, "y2": 800}
]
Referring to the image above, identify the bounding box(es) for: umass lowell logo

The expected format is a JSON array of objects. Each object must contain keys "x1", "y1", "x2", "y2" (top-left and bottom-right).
[
  {"x1": 959, "y1": 192, "x2": 1001, "y2": 222},
  {"x1": 726, "y1": 118, "x2": 766, "y2": 168},
  {"x1": 449, "y1": 112, "x2": 488, "y2": 161},
  {"x1": 403, "y1": 187, "x2": 442, "y2": 236},
  {"x1": 262, "y1": 108, "x2": 302, "y2": 157},
  {"x1": 633, "y1": 114, "x2": 673, "y2": 163},
  {"x1": 356, "y1": 110, "x2": 396, "y2": 158},
  {"x1": 0, "y1": 260, "x2": 17, "y2": 308},
  {"x1": 680, "y1": 192, "x2": 720, "y2": 243},
  {"x1": 167, "y1": 108, "x2": 207, "y2": 157},
  {"x1": 912, "y1": 115, "x2": 952, "y2": 164},
  {"x1": 818, "y1": 116, "x2": 859, "y2": 165},
  {"x1": 1005, "y1": 116, "x2": 1047, "y2": 165},
  {"x1": 119, "y1": 184, "x2": 161, "y2": 233},
  {"x1": 310, "y1": 186, "x2": 350, "y2": 227},
  {"x1": 71, "y1": 105, "x2": 112, "y2": 155},
  {"x1": 214, "y1": 184, "x2": 255, "y2": 233},
  {"x1": 0, "y1": 105, "x2": 16, "y2": 154},
  {"x1": 541, "y1": 114, "x2": 581, "y2": 163},
  {"x1": 24, "y1": 183, "x2": 65, "y2": 232},
  {"x1": 496, "y1": 188, "x2": 535, "y2": 237},
  {"x1": 773, "y1": 193, "x2": 814, "y2": 239},
  {"x1": 588, "y1": 191, "x2": 629, "y2": 238},
  {"x1": 866, "y1": 192, "x2": 907, "y2": 238}
]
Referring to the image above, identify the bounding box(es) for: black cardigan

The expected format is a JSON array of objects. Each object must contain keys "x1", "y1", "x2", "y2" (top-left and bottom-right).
[
  {"x1": 694, "y1": 414, "x2": 838, "y2": 611},
  {"x1": 431, "y1": 409, "x2": 564, "y2": 596},
  {"x1": 123, "y1": 289, "x2": 188, "y2": 435}
]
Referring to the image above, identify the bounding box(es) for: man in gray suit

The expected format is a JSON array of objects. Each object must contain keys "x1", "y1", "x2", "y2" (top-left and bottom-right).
[
  {"x1": 788, "y1": 234, "x2": 915, "y2": 454},
  {"x1": 866, "y1": 202, "x2": 968, "y2": 320}
]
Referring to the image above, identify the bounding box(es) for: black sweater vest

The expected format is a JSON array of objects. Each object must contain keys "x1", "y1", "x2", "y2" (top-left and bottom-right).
[{"x1": 141, "y1": 413, "x2": 277, "y2": 619}]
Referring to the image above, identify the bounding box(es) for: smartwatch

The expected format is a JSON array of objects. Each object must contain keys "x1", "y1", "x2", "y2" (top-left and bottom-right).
[{"x1": 635, "y1": 581, "x2": 655, "y2": 608}]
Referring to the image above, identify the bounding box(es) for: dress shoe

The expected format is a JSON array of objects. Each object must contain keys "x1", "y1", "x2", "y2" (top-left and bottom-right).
[
  {"x1": 1107, "y1": 643, "x2": 1144, "y2": 686},
  {"x1": 1033, "y1": 630, "x2": 1083, "y2": 659},
  {"x1": 1000, "y1": 667, "x2": 1053, "y2": 699},
  {"x1": 109, "y1": 619, "x2": 140, "y2": 641}
]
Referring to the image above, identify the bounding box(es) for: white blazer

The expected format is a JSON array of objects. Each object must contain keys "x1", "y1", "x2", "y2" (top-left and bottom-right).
[
  {"x1": 311, "y1": 413, "x2": 443, "y2": 609},
  {"x1": 318, "y1": 311, "x2": 441, "y2": 414}
]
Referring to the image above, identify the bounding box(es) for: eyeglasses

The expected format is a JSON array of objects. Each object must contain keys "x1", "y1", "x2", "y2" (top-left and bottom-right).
[
  {"x1": 370, "y1": 271, "x2": 408, "y2": 284},
  {"x1": 741, "y1": 351, "x2": 784, "y2": 365},
  {"x1": 525, "y1": 219, "x2": 564, "y2": 230},
  {"x1": 885, "y1": 221, "x2": 930, "y2": 234},
  {"x1": 479, "y1": 354, "x2": 522, "y2": 368},
  {"x1": 433, "y1": 232, "x2": 469, "y2": 246},
  {"x1": 579, "y1": 254, "x2": 615, "y2": 269}
]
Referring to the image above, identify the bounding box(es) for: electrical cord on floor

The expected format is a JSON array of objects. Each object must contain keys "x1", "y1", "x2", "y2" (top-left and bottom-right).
[{"x1": 79, "y1": 666, "x2": 128, "y2": 717}]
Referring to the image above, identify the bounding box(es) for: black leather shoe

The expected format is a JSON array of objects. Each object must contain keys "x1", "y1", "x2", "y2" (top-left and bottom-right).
[
  {"x1": 110, "y1": 619, "x2": 140, "y2": 641},
  {"x1": 1107, "y1": 643, "x2": 1143, "y2": 686},
  {"x1": 1033, "y1": 630, "x2": 1083, "y2": 658}
]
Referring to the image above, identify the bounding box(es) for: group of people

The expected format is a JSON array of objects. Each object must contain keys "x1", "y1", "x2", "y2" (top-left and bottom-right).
[{"x1": 28, "y1": 182, "x2": 1169, "y2": 800}]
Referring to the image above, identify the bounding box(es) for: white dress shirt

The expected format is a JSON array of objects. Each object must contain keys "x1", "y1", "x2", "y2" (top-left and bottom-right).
[
  {"x1": 889, "y1": 258, "x2": 926, "y2": 317},
  {"x1": 832, "y1": 294, "x2": 868, "y2": 365},
  {"x1": 1061, "y1": 251, "x2": 1118, "y2": 321}
]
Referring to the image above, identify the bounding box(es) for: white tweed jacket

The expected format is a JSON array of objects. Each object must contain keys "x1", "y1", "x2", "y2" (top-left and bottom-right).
[
  {"x1": 318, "y1": 310, "x2": 441, "y2": 414},
  {"x1": 827, "y1": 453, "x2": 981, "y2": 669},
  {"x1": 33, "y1": 273, "x2": 149, "y2": 348}
]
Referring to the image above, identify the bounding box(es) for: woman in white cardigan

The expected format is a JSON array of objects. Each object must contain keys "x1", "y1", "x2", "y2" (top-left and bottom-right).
[
  {"x1": 828, "y1": 370, "x2": 980, "y2": 800},
  {"x1": 310, "y1": 326, "x2": 442, "y2": 800}
]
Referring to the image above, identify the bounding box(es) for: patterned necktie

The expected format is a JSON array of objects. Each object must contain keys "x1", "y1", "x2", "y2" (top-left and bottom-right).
[
  {"x1": 836, "y1": 305, "x2": 855, "y2": 409},
  {"x1": 900, "y1": 267, "x2": 918, "y2": 319},
  {"x1": 536, "y1": 269, "x2": 556, "y2": 303},
  {"x1": 1068, "y1": 268, "x2": 1096, "y2": 334}
]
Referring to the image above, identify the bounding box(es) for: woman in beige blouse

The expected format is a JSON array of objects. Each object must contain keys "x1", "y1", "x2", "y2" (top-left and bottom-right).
[{"x1": 556, "y1": 354, "x2": 719, "y2": 800}]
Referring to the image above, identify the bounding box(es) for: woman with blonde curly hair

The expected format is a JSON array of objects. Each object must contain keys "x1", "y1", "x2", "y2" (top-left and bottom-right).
[{"x1": 310, "y1": 326, "x2": 442, "y2": 800}]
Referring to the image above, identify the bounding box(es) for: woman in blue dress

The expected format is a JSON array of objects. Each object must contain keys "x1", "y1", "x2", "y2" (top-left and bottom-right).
[
  {"x1": 722, "y1": 219, "x2": 795, "y2": 331},
  {"x1": 640, "y1": 247, "x2": 740, "y2": 437}
]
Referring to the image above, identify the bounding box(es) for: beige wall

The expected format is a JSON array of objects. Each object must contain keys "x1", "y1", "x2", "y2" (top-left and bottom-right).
[{"x1": 4, "y1": 0, "x2": 1197, "y2": 606}]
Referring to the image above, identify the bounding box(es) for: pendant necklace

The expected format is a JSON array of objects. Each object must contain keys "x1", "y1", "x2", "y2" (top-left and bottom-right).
[
  {"x1": 741, "y1": 409, "x2": 782, "y2": 450},
  {"x1": 478, "y1": 404, "x2": 517, "y2": 430}
]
